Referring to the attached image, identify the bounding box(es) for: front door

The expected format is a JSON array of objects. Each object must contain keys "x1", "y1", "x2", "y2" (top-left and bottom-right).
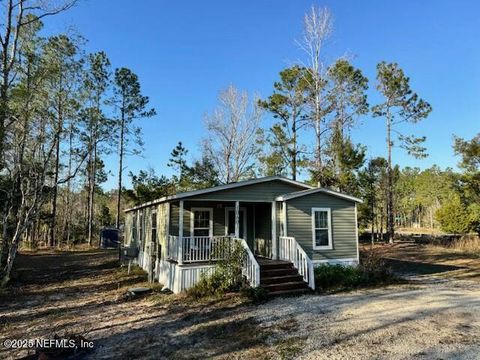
[{"x1": 226, "y1": 208, "x2": 246, "y2": 239}]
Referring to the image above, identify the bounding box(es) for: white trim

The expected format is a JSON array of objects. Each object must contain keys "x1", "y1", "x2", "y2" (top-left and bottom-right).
[
  {"x1": 164, "y1": 203, "x2": 170, "y2": 261},
  {"x1": 282, "y1": 202, "x2": 288, "y2": 236},
  {"x1": 311, "y1": 207, "x2": 333, "y2": 250},
  {"x1": 190, "y1": 207, "x2": 214, "y2": 237},
  {"x1": 124, "y1": 176, "x2": 313, "y2": 212},
  {"x1": 235, "y1": 201, "x2": 240, "y2": 238},
  {"x1": 276, "y1": 187, "x2": 363, "y2": 203},
  {"x1": 355, "y1": 203, "x2": 359, "y2": 264},
  {"x1": 178, "y1": 201, "x2": 184, "y2": 264},
  {"x1": 252, "y1": 205, "x2": 256, "y2": 240},
  {"x1": 272, "y1": 201, "x2": 277, "y2": 260},
  {"x1": 225, "y1": 207, "x2": 247, "y2": 238},
  {"x1": 312, "y1": 258, "x2": 359, "y2": 266},
  {"x1": 182, "y1": 199, "x2": 273, "y2": 203}
]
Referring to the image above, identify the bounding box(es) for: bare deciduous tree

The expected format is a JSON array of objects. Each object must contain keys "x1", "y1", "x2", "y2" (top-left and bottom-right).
[
  {"x1": 297, "y1": 5, "x2": 333, "y2": 186},
  {"x1": 203, "y1": 85, "x2": 262, "y2": 184}
]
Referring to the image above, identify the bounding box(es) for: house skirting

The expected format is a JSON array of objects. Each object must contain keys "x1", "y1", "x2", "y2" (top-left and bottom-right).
[
  {"x1": 312, "y1": 258, "x2": 359, "y2": 266},
  {"x1": 156, "y1": 260, "x2": 216, "y2": 293}
]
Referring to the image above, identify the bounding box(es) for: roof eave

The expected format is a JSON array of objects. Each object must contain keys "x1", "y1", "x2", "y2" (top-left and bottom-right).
[
  {"x1": 276, "y1": 188, "x2": 363, "y2": 203},
  {"x1": 124, "y1": 176, "x2": 313, "y2": 213}
]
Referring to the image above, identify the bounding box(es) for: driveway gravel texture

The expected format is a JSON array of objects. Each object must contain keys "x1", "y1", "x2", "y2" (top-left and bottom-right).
[{"x1": 0, "y1": 249, "x2": 479, "y2": 359}]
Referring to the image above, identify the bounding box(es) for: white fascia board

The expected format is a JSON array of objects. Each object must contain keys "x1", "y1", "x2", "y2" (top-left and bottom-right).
[
  {"x1": 276, "y1": 188, "x2": 363, "y2": 203},
  {"x1": 124, "y1": 176, "x2": 313, "y2": 213}
]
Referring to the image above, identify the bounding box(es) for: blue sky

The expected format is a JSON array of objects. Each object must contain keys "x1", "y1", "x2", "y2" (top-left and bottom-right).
[{"x1": 44, "y1": 0, "x2": 480, "y2": 189}]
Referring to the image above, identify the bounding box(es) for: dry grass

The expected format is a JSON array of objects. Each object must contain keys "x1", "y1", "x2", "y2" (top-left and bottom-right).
[
  {"x1": 363, "y1": 241, "x2": 480, "y2": 282},
  {"x1": 447, "y1": 235, "x2": 480, "y2": 255},
  {"x1": 1, "y1": 245, "x2": 480, "y2": 359}
]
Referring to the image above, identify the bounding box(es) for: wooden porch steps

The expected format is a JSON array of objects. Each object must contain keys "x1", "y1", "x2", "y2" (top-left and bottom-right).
[{"x1": 257, "y1": 258, "x2": 310, "y2": 296}]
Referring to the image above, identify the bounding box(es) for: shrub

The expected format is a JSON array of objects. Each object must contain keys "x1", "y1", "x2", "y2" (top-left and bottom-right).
[
  {"x1": 241, "y1": 286, "x2": 268, "y2": 304},
  {"x1": 436, "y1": 197, "x2": 479, "y2": 234},
  {"x1": 187, "y1": 241, "x2": 246, "y2": 299},
  {"x1": 314, "y1": 250, "x2": 396, "y2": 292},
  {"x1": 314, "y1": 264, "x2": 362, "y2": 291},
  {"x1": 358, "y1": 248, "x2": 395, "y2": 284}
]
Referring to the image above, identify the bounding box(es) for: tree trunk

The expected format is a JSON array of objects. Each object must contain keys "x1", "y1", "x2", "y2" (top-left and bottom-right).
[
  {"x1": 49, "y1": 130, "x2": 61, "y2": 247},
  {"x1": 49, "y1": 81, "x2": 64, "y2": 247},
  {"x1": 315, "y1": 102, "x2": 321, "y2": 187},
  {"x1": 291, "y1": 106, "x2": 297, "y2": 181},
  {"x1": 62, "y1": 125, "x2": 73, "y2": 245},
  {"x1": 0, "y1": 44, "x2": 9, "y2": 171},
  {"x1": 386, "y1": 109, "x2": 394, "y2": 244},
  {"x1": 115, "y1": 111, "x2": 125, "y2": 229},
  {"x1": 87, "y1": 141, "x2": 97, "y2": 246},
  {"x1": 371, "y1": 200, "x2": 375, "y2": 245},
  {"x1": 86, "y1": 119, "x2": 95, "y2": 246}
]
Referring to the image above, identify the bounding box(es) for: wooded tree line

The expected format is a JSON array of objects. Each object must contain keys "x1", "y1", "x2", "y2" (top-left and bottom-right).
[
  {"x1": 0, "y1": 0, "x2": 154, "y2": 285},
  {"x1": 0, "y1": 4, "x2": 478, "y2": 286},
  {"x1": 130, "y1": 7, "x2": 478, "y2": 240}
]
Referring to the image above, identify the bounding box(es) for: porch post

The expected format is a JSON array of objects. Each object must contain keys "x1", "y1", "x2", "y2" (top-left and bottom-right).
[
  {"x1": 178, "y1": 200, "x2": 184, "y2": 264},
  {"x1": 234, "y1": 201, "x2": 240, "y2": 238},
  {"x1": 271, "y1": 201, "x2": 277, "y2": 259}
]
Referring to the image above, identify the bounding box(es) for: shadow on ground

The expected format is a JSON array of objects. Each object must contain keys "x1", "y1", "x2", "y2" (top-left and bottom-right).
[{"x1": 385, "y1": 258, "x2": 465, "y2": 276}]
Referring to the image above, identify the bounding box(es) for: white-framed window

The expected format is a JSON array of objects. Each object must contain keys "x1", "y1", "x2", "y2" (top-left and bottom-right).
[
  {"x1": 311, "y1": 207, "x2": 332, "y2": 250},
  {"x1": 190, "y1": 207, "x2": 213, "y2": 237}
]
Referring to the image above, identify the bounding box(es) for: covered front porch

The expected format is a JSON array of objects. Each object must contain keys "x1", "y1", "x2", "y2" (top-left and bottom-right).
[{"x1": 166, "y1": 200, "x2": 278, "y2": 264}]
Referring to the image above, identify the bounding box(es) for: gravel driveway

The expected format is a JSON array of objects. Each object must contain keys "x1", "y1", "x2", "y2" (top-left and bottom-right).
[
  {"x1": 2, "y1": 250, "x2": 479, "y2": 359},
  {"x1": 252, "y1": 279, "x2": 480, "y2": 359}
]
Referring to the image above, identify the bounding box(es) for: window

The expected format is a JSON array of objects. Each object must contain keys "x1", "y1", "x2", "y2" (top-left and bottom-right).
[
  {"x1": 191, "y1": 208, "x2": 213, "y2": 237},
  {"x1": 132, "y1": 213, "x2": 137, "y2": 243},
  {"x1": 151, "y1": 211, "x2": 157, "y2": 242},
  {"x1": 312, "y1": 208, "x2": 332, "y2": 250},
  {"x1": 139, "y1": 210, "x2": 144, "y2": 245}
]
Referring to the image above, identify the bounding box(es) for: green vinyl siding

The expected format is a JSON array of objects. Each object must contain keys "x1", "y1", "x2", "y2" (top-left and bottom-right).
[
  {"x1": 168, "y1": 200, "x2": 272, "y2": 252},
  {"x1": 125, "y1": 212, "x2": 133, "y2": 245},
  {"x1": 286, "y1": 193, "x2": 358, "y2": 261},
  {"x1": 157, "y1": 203, "x2": 169, "y2": 260},
  {"x1": 169, "y1": 202, "x2": 179, "y2": 236},
  {"x1": 182, "y1": 201, "x2": 228, "y2": 237},
  {"x1": 187, "y1": 180, "x2": 306, "y2": 201}
]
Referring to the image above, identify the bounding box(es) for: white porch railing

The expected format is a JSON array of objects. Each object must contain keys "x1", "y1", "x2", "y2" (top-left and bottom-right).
[
  {"x1": 233, "y1": 237, "x2": 260, "y2": 288},
  {"x1": 167, "y1": 235, "x2": 260, "y2": 288},
  {"x1": 167, "y1": 235, "x2": 230, "y2": 263},
  {"x1": 279, "y1": 236, "x2": 315, "y2": 290}
]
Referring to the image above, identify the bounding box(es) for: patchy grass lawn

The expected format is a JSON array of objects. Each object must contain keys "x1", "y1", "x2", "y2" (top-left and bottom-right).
[{"x1": 0, "y1": 245, "x2": 479, "y2": 359}]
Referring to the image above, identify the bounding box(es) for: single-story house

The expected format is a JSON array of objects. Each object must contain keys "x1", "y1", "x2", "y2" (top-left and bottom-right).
[{"x1": 123, "y1": 176, "x2": 362, "y2": 294}]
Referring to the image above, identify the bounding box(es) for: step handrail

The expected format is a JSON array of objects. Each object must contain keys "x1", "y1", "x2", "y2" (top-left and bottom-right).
[
  {"x1": 278, "y1": 236, "x2": 315, "y2": 290},
  {"x1": 233, "y1": 237, "x2": 260, "y2": 288}
]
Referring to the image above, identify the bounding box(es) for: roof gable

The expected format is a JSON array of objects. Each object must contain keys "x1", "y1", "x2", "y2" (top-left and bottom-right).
[
  {"x1": 276, "y1": 188, "x2": 363, "y2": 203},
  {"x1": 124, "y1": 176, "x2": 313, "y2": 212}
]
